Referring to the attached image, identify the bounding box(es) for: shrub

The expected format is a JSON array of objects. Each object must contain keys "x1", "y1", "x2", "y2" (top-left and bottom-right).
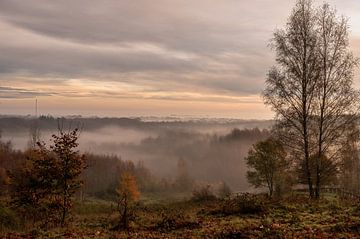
[
  {"x1": 155, "y1": 210, "x2": 199, "y2": 232},
  {"x1": 191, "y1": 185, "x2": 217, "y2": 202},
  {"x1": 0, "y1": 204, "x2": 19, "y2": 231},
  {"x1": 218, "y1": 182, "x2": 232, "y2": 199},
  {"x1": 219, "y1": 193, "x2": 266, "y2": 215}
]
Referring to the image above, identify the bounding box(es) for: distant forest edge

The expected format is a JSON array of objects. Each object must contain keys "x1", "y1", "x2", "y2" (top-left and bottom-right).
[{"x1": 0, "y1": 115, "x2": 273, "y2": 132}]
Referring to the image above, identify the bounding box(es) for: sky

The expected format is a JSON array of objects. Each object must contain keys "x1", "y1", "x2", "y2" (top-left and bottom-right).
[{"x1": 0, "y1": 0, "x2": 360, "y2": 119}]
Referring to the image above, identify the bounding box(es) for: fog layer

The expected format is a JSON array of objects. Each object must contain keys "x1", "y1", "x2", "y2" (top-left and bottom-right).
[{"x1": 0, "y1": 116, "x2": 272, "y2": 191}]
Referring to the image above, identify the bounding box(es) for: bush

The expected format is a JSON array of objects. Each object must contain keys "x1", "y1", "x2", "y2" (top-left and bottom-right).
[
  {"x1": 191, "y1": 185, "x2": 217, "y2": 202},
  {"x1": 218, "y1": 193, "x2": 266, "y2": 215},
  {"x1": 0, "y1": 204, "x2": 19, "y2": 231},
  {"x1": 218, "y1": 182, "x2": 232, "y2": 199},
  {"x1": 155, "y1": 210, "x2": 199, "y2": 232}
]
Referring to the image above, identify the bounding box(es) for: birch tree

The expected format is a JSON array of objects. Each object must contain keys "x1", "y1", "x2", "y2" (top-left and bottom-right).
[
  {"x1": 263, "y1": 0, "x2": 319, "y2": 198},
  {"x1": 313, "y1": 3, "x2": 359, "y2": 198}
]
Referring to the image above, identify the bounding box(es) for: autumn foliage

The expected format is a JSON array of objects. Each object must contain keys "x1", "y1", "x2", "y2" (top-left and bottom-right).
[
  {"x1": 9, "y1": 128, "x2": 86, "y2": 227},
  {"x1": 115, "y1": 172, "x2": 140, "y2": 230}
]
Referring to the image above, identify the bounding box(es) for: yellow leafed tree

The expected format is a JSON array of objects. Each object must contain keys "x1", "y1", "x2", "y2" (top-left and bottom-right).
[{"x1": 116, "y1": 172, "x2": 140, "y2": 230}]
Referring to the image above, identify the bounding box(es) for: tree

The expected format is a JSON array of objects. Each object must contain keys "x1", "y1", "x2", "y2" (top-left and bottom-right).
[
  {"x1": 245, "y1": 138, "x2": 288, "y2": 197},
  {"x1": 49, "y1": 127, "x2": 86, "y2": 226},
  {"x1": 264, "y1": 0, "x2": 359, "y2": 198},
  {"x1": 298, "y1": 154, "x2": 337, "y2": 188},
  {"x1": 9, "y1": 148, "x2": 61, "y2": 227},
  {"x1": 115, "y1": 172, "x2": 140, "y2": 230},
  {"x1": 9, "y1": 128, "x2": 86, "y2": 227},
  {"x1": 313, "y1": 3, "x2": 359, "y2": 198},
  {"x1": 263, "y1": 0, "x2": 319, "y2": 198}
]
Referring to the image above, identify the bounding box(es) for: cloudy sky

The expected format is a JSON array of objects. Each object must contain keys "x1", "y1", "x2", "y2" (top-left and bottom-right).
[{"x1": 0, "y1": 0, "x2": 359, "y2": 119}]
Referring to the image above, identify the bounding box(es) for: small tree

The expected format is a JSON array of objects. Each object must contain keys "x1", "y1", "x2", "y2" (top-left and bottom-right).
[
  {"x1": 115, "y1": 172, "x2": 140, "y2": 230},
  {"x1": 191, "y1": 184, "x2": 216, "y2": 202},
  {"x1": 9, "y1": 148, "x2": 61, "y2": 227},
  {"x1": 9, "y1": 128, "x2": 86, "y2": 227},
  {"x1": 245, "y1": 138, "x2": 288, "y2": 197},
  {"x1": 49, "y1": 128, "x2": 86, "y2": 226}
]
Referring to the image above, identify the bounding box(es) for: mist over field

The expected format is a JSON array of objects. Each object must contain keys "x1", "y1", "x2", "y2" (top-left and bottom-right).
[{"x1": 0, "y1": 116, "x2": 272, "y2": 191}]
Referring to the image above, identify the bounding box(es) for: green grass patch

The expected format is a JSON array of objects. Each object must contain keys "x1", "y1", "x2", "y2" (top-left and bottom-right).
[{"x1": 0, "y1": 203, "x2": 19, "y2": 232}]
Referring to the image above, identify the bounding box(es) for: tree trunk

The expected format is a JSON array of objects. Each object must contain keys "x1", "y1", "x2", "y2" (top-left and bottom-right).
[
  {"x1": 304, "y1": 135, "x2": 314, "y2": 198},
  {"x1": 301, "y1": 7, "x2": 314, "y2": 199},
  {"x1": 119, "y1": 196, "x2": 128, "y2": 230},
  {"x1": 61, "y1": 192, "x2": 67, "y2": 227}
]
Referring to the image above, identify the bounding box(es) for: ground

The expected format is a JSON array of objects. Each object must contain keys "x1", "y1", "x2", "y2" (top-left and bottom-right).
[{"x1": 1, "y1": 193, "x2": 360, "y2": 238}]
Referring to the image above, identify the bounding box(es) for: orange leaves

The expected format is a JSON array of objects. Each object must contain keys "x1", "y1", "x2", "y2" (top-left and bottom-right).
[{"x1": 117, "y1": 172, "x2": 140, "y2": 203}]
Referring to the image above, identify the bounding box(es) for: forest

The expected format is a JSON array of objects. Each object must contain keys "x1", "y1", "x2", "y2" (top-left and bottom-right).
[{"x1": 1, "y1": 0, "x2": 360, "y2": 238}]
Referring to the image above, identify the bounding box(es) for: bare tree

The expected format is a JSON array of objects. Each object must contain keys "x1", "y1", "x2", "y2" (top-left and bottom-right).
[
  {"x1": 263, "y1": 0, "x2": 319, "y2": 198},
  {"x1": 313, "y1": 3, "x2": 359, "y2": 198},
  {"x1": 264, "y1": 0, "x2": 359, "y2": 199}
]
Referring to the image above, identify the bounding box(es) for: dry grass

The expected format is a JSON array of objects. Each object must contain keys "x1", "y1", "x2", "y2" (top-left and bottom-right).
[{"x1": 2, "y1": 193, "x2": 360, "y2": 238}]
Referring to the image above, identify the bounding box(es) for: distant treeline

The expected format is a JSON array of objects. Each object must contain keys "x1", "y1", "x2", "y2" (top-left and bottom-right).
[{"x1": 0, "y1": 115, "x2": 273, "y2": 132}]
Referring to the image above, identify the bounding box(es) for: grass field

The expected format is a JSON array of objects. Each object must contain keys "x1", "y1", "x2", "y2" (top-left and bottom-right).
[{"x1": 1, "y1": 193, "x2": 360, "y2": 238}]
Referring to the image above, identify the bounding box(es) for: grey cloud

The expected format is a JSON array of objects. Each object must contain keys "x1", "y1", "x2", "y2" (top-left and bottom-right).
[
  {"x1": 0, "y1": 0, "x2": 281, "y2": 54},
  {"x1": 0, "y1": 0, "x2": 357, "y2": 100},
  {"x1": 0, "y1": 0, "x2": 285, "y2": 96},
  {"x1": 0, "y1": 86, "x2": 55, "y2": 98},
  {"x1": 0, "y1": 44, "x2": 198, "y2": 77}
]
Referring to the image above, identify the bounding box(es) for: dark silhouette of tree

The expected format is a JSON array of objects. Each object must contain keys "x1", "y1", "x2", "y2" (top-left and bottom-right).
[
  {"x1": 264, "y1": 0, "x2": 359, "y2": 198},
  {"x1": 313, "y1": 3, "x2": 359, "y2": 198},
  {"x1": 245, "y1": 138, "x2": 288, "y2": 197},
  {"x1": 264, "y1": 0, "x2": 319, "y2": 198},
  {"x1": 298, "y1": 154, "x2": 337, "y2": 188}
]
